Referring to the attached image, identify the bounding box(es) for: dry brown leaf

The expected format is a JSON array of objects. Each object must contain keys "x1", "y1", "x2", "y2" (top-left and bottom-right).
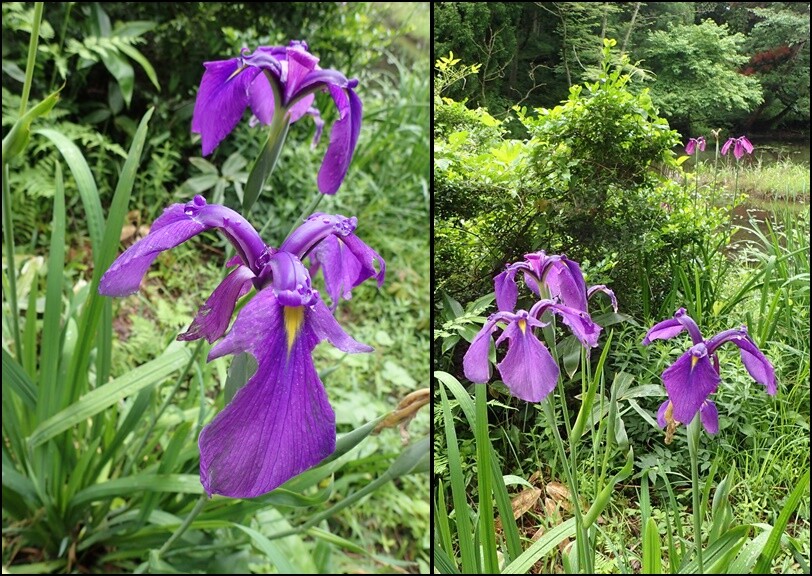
[
  {"x1": 495, "y1": 487, "x2": 541, "y2": 531},
  {"x1": 119, "y1": 224, "x2": 137, "y2": 242}
]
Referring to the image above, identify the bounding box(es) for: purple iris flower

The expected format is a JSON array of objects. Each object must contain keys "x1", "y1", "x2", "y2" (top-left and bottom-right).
[
  {"x1": 100, "y1": 195, "x2": 385, "y2": 498},
  {"x1": 192, "y1": 40, "x2": 362, "y2": 195},
  {"x1": 721, "y1": 136, "x2": 754, "y2": 160},
  {"x1": 685, "y1": 137, "x2": 706, "y2": 155},
  {"x1": 494, "y1": 251, "x2": 617, "y2": 314},
  {"x1": 642, "y1": 308, "x2": 776, "y2": 434},
  {"x1": 463, "y1": 300, "x2": 601, "y2": 402}
]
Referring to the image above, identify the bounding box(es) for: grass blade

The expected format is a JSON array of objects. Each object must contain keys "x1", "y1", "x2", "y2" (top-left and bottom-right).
[
  {"x1": 752, "y1": 469, "x2": 810, "y2": 574},
  {"x1": 28, "y1": 343, "x2": 190, "y2": 448},
  {"x1": 439, "y1": 380, "x2": 477, "y2": 572},
  {"x1": 502, "y1": 518, "x2": 577, "y2": 573},
  {"x1": 475, "y1": 383, "x2": 499, "y2": 572},
  {"x1": 38, "y1": 162, "x2": 65, "y2": 420},
  {"x1": 2, "y1": 347, "x2": 37, "y2": 409}
]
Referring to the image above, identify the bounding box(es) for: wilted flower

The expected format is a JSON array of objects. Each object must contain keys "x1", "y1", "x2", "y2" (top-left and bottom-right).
[
  {"x1": 642, "y1": 308, "x2": 776, "y2": 434},
  {"x1": 100, "y1": 196, "x2": 385, "y2": 498},
  {"x1": 494, "y1": 251, "x2": 617, "y2": 314},
  {"x1": 721, "y1": 136, "x2": 754, "y2": 160},
  {"x1": 192, "y1": 40, "x2": 362, "y2": 194},
  {"x1": 463, "y1": 300, "x2": 601, "y2": 402},
  {"x1": 685, "y1": 136, "x2": 706, "y2": 155}
]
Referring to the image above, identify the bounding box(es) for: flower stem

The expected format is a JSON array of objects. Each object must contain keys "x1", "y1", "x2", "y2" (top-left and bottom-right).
[
  {"x1": 157, "y1": 494, "x2": 208, "y2": 556},
  {"x1": 687, "y1": 415, "x2": 704, "y2": 572},
  {"x1": 543, "y1": 398, "x2": 588, "y2": 572},
  {"x1": 2, "y1": 165, "x2": 22, "y2": 359}
]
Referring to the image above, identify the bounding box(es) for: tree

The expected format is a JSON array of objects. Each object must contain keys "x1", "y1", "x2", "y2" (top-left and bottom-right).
[{"x1": 642, "y1": 19, "x2": 763, "y2": 132}]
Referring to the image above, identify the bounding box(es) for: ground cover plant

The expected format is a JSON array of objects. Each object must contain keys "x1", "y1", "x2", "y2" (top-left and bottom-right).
[
  {"x1": 3, "y1": 2, "x2": 430, "y2": 573},
  {"x1": 434, "y1": 27, "x2": 810, "y2": 574}
]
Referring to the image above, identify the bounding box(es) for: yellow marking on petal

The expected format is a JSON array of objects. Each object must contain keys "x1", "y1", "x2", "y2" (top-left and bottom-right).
[
  {"x1": 284, "y1": 306, "x2": 305, "y2": 355},
  {"x1": 691, "y1": 355, "x2": 699, "y2": 369},
  {"x1": 518, "y1": 319, "x2": 527, "y2": 334}
]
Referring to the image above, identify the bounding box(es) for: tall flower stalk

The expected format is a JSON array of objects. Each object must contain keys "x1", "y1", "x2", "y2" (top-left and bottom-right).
[{"x1": 685, "y1": 136, "x2": 705, "y2": 209}]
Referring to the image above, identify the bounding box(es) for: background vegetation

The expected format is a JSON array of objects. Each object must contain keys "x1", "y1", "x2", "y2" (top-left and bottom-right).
[
  {"x1": 3, "y1": 2, "x2": 430, "y2": 573},
  {"x1": 434, "y1": 2, "x2": 809, "y2": 573}
]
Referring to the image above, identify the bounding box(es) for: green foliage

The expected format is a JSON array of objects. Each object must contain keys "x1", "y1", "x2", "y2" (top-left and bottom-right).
[{"x1": 642, "y1": 19, "x2": 763, "y2": 132}]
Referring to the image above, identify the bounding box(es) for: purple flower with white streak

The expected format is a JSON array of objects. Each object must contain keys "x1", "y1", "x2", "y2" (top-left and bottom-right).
[
  {"x1": 721, "y1": 136, "x2": 754, "y2": 160},
  {"x1": 642, "y1": 308, "x2": 776, "y2": 435},
  {"x1": 100, "y1": 196, "x2": 384, "y2": 498},
  {"x1": 685, "y1": 136, "x2": 706, "y2": 155},
  {"x1": 463, "y1": 300, "x2": 601, "y2": 402},
  {"x1": 494, "y1": 251, "x2": 617, "y2": 314},
  {"x1": 192, "y1": 40, "x2": 362, "y2": 194}
]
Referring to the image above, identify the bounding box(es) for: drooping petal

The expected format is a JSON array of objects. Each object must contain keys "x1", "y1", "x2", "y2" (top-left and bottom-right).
[
  {"x1": 739, "y1": 136, "x2": 753, "y2": 155},
  {"x1": 656, "y1": 400, "x2": 670, "y2": 429},
  {"x1": 662, "y1": 343, "x2": 720, "y2": 425},
  {"x1": 685, "y1": 139, "x2": 696, "y2": 155},
  {"x1": 721, "y1": 138, "x2": 733, "y2": 156},
  {"x1": 317, "y1": 85, "x2": 362, "y2": 195},
  {"x1": 705, "y1": 328, "x2": 777, "y2": 395},
  {"x1": 100, "y1": 196, "x2": 268, "y2": 298},
  {"x1": 642, "y1": 317, "x2": 683, "y2": 345},
  {"x1": 308, "y1": 298, "x2": 372, "y2": 354},
  {"x1": 642, "y1": 308, "x2": 701, "y2": 345},
  {"x1": 199, "y1": 290, "x2": 335, "y2": 498},
  {"x1": 177, "y1": 265, "x2": 255, "y2": 343},
  {"x1": 307, "y1": 106, "x2": 325, "y2": 147},
  {"x1": 99, "y1": 203, "x2": 208, "y2": 296},
  {"x1": 544, "y1": 302, "x2": 601, "y2": 348},
  {"x1": 496, "y1": 319, "x2": 559, "y2": 402},
  {"x1": 697, "y1": 137, "x2": 706, "y2": 152},
  {"x1": 699, "y1": 401, "x2": 719, "y2": 434},
  {"x1": 587, "y1": 284, "x2": 618, "y2": 312},
  {"x1": 543, "y1": 257, "x2": 588, "y2": 312},
  {"x1": 463, "y1": 316, "x2": 500, "y2": 383},
  {"x1": 192, "y1": 59, "x2": 261, "y2": 156},
  {"x1": 280, "y1": 213, "x2": 357, "y2": 258},
  {"x1": 494, "y1": 264, "x2": 524, "y2": 312}
]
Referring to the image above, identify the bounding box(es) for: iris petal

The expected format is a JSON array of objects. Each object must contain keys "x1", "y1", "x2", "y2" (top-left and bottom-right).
[
  {"x1": 496, "y1": 320, "x2": 559, "y2": 402},
  {"x1": 192, "y1": 59, "x2": 260, "y2": 156},
  {"x1": 662, "y1": 346, "x2": 720, "y2": 425},
  {"x1": 199, "y1": 290, "x2": 335, "y2": 498},
  {"x1": 178, "y1": 265, "x2": 254, "y2": 343}
]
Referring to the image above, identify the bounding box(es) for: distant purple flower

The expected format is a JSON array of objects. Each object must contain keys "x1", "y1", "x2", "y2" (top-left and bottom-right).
[
  {"x1": 100, "y1": 196, "x2": 384, "y2": 498},
  {"x1": 721, "y1": 136, "x2": 754, "y2": 160},
  {"x1": 192, "y1": 40, "x2": 362, "y2": 194},
  {"x1": 463, "y1": 300, "x2": 601, "y2": 402},
  {"x1": 685, "y1": 137, "x2": 706, "y2": 155},
  {"x1": 642, "y1": 308, "x2": 776, "y2": 434},
  {"x1": 494, "y1": 251, "x2": 617, "y2": 314}
]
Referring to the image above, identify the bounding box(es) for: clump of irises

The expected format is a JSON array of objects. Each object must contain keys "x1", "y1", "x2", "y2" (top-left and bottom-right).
[
  {"x1": 100, "y1": 42, "x2": 383, "y2": 499},
  {"x1": 464, "y1": 251, "x2": 615, "y2": 402}
]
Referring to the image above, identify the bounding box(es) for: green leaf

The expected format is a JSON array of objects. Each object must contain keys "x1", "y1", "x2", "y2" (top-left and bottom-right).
[
  {"x1": 70, "y1": 474, "x2": 203, "y2": 507},
  {"x1": 642, "y1": 517, "x2": 662, "y2": 574},
  {"x1": 752, "y1": 469, "x2": 810, "y2": 574},
  {"x1": 2, "y1": 88, "x2": 60, "y2": 165},
  {"x1": 502, "y1": 518, "x2": 577, "y2": 573},
  {"x1": 99, "y1": 49, "x2": 134, "y2": 106},
  {"x1": 64, "y1": 107, "x2": 153, "y2": 408},
  {"x1": 2, "y1": 347, "x2": 37, "y2": 409},
  {"x1": 38, "y1": 162, "x2": 65, "y2": 420},
  {"x1": 34, "y1": 128, "x2": 103, "y2": 256},
  {"x1": 243, "y1": 112, "x2": 290, "y2": 212},
  {"x1": 116, "y1": 43, "x2": 160, "y2": 91},
  {"x1": 233, "y1": 523, "x2": 297, "y2": 573},
  {"x1": 28, "y1": 344, "x2": 190, "y2": 448}
]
